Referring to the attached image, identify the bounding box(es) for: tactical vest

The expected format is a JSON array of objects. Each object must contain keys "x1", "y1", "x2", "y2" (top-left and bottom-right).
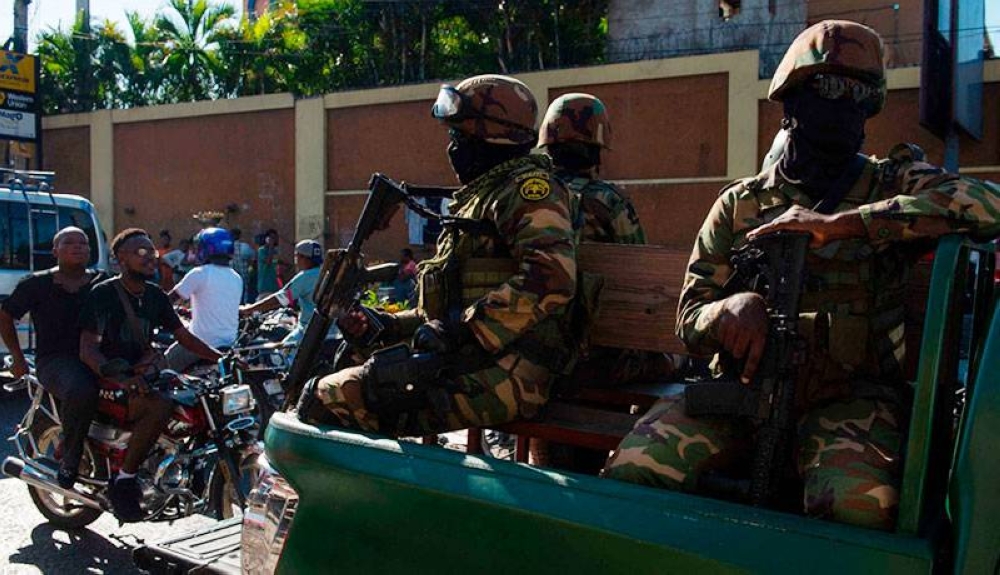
[
  {"x1": 416, "y1": 155, "x2": 582, "y2": 373},
  {"x1": 733, "y1": 159, "x2": 916, "y2": 398}
]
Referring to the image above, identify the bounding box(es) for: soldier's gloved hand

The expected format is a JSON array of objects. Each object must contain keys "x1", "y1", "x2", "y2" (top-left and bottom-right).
[
  {"x1": 715, "y1": 292, "x2": 768, "y2": 385},
  {"x1": 337, "y1": 305, "x2": 398, "y2": 347},
  {"x1": 412, "y1": 320, "x2": 475, "y2": 354}
]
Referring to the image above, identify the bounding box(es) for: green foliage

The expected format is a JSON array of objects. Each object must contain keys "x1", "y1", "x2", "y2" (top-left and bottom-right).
[
  {"x1": 360, "y1": 287, "x2": 410, "y2": 312},
  {"x1": 37, "y1": 0, "x2": 609, "y2": 112}
]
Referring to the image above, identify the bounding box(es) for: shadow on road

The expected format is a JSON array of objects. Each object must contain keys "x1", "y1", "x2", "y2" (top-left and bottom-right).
[{"x1": 7, "y1": 523, "x2": 141, "y2": 574}]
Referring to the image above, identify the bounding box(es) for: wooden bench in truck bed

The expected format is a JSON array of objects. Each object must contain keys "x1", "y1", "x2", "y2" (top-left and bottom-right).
[
  {"x1": 466, "y1": 241, "x2": 934, "y2": 464},
  {"x1": 466, "y1": 242, "x2": 692, "y2": 460}
]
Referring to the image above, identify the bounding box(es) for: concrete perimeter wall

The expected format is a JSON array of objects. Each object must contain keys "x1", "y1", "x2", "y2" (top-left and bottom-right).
[{"x1": 41, "y1": 54, "x2": 1000, "y2": 264}]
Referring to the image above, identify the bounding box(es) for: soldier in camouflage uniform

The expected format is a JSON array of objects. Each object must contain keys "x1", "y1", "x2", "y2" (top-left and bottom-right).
[
  {"x1": 603, "y1": 20, "x2": 1000, "y2": 531},
  {"x1": 528, "y1": 94, "x2": 654, "y2": 467},
  {"x1": 299, "y1": 74, "x2": 578, "y2": 436},
  {"x1": 539, "y1": 93, "x2": 646, "y2": 244},
  {"x1": 538, "y1": 93, "x2": 661, "y2": 390}
]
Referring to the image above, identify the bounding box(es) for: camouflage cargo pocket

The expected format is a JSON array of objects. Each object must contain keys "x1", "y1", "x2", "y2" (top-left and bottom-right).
[{"x1": 827, "y1": 313, "x2": 870, "y2": 369}]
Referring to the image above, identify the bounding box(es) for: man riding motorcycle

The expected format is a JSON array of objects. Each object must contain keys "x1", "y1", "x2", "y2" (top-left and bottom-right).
[
  {"x1": 0, "y1": 227, "x2": 105, "y2": 489},
  {"x1": 167, "y1": 227, "x2": 243, "y2": 372},
  {"x1": 240, "y1": 239, "x2": 328, "y2": 346},
  {"x1": 79, "y1": 228, "x2": 222, "y2": 521}
]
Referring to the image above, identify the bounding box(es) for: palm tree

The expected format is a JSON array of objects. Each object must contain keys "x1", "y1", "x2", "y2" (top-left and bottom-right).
[
  {"x1": 120, "y1": 12, "x2": 169, "y2": 106},
  {"x1": 155, "y1": 0, "x2": 236, "y2": 102},
  {"x1": 37, "y1": 12, "x2": 97, "y2": 113},
  {"x1": 216, "y1": 5, "x2": 305, "y2": 97}
]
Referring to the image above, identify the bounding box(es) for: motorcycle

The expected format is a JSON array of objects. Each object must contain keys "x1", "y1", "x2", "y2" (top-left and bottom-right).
[
  {"x1": 232, "y1": 309, "x2": 343, "y2": 416},
  {"x1": 2, "y1": 355, "x2": 262, "y2": 529}
]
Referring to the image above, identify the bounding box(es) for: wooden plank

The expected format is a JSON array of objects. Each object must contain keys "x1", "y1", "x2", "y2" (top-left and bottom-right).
[{"x1": 578, "y1": 243, "x2": 690, "y2": 354}]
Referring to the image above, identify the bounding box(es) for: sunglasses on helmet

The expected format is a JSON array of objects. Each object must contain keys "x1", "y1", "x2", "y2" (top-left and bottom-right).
[
  {"x1": 431, "y1": 84, "x2": 535, "y2": 135},
  {"x1": 808, "y1": 74, "x2": 880, "y2": 107}
]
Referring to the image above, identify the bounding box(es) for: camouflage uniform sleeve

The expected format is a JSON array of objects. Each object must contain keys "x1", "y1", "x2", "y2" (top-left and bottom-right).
[
  {"x1": 857, "y1": 146, "x2": 1000, "y2": 245},
  {"x1": 579, "y1": 181, "x2": 647, "y2": 244},
  {"x1": 675, "y1": 189, "x2": 739, "y2": 356},
  {"x1": 465, "y1": 176, "x2": 577, "y2": 354},
  {"x1": 603, "y1": 184, "x2": 647, "y2": 245}
]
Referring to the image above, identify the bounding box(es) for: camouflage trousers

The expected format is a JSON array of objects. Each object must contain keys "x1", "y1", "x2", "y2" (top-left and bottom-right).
[
  {"x1": 602, "y1": 392, "x2": 906, "y2": 531},
  {"x1": 311, "y1": 352, "x2": 552, "y2": 435}
]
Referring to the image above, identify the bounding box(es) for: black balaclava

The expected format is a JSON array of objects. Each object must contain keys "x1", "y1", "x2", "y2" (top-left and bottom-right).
[
  {"x1": 447, "y1": 130, "x2": 532, "y2": 185},
  {"x1": 778, "y1": 87, "x2": 867, "y2": 199},
  {"x1": 548, "y1": 142, "x2": 602, "y2": 174}
]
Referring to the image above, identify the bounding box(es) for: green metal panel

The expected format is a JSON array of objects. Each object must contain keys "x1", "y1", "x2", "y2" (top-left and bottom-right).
[
  {"x1": 897, "y1": 236, "x2": 959, "y2": 534},
  {"x1": 898, "y1": 236, "x2": 986, "y2": 534},
  {"x1": 949, "y1": 301, "x2": 1000, "y2": 573},
  {"x1": 265, "y1": 414, "x2": 934, "y2": 575}
]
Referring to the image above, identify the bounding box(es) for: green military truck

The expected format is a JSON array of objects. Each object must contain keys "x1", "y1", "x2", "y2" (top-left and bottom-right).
[{"x1": 135, "y1": 186, "x2": 998, "y2": 573}]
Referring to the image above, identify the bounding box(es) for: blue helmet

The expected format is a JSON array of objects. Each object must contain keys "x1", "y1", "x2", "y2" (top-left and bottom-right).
[{"x1": 196, "y1": 227, "x2": 234, "y2": 263}]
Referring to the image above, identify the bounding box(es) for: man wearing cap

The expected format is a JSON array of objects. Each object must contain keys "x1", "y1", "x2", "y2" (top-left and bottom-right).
[
  {"x1": 603, "y1": 20, "x2": 1000, "y2": 531},
  {"x1": 241, "y1": 239, "x2": 327, "y2": 345},
  {"x1": 297, "y1": 74, "x2": 580, "y2": 436}
]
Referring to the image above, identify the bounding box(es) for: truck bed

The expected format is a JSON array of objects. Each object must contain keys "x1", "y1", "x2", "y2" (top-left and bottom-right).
[{"x1": 132, "y1": 516, "x2": 242, "y2": 574}]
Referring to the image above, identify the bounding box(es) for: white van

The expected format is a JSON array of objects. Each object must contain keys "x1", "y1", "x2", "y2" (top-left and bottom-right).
[{"x1": 0, "y1": 177, "x2": 109, "y2": 355}]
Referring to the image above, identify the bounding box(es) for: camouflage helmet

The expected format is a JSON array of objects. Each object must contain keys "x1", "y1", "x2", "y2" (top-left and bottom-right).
[
  {"x1": 769, "y1": 20, "x2": 886, "y2": 117},
  {"x1": 538, "y1": 93, "x2": 612, "y2": 149},
  {"x1": 431, "y1": 74, "x2": 538, "y2": 145}
]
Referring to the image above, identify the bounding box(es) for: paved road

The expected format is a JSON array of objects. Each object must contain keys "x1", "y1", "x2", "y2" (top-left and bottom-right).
[{"x1": 0, "y1": 391, "x2": 215, "y2": 574}]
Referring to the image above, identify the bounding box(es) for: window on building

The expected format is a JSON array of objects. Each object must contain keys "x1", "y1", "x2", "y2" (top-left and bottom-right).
[
  {"x1": 406, "y1": 197, "x2": 449, "y2": 246},
  {"x1": 720, "y1": 0, "x2": 741, "y2": 20}
]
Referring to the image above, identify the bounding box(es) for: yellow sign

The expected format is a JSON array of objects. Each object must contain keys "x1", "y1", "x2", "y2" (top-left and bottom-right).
[{"x1": 0, "y1": 51, "x2": 36, "y2": 94}]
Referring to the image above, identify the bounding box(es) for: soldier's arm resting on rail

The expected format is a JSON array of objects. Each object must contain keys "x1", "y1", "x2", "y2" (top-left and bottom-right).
[
  {"x1": 751, "y1": 152, "x2": 1000, "y2": 246},
  {"x1": 857, "y1": 160, "x2": 1000, "y2": 244}
]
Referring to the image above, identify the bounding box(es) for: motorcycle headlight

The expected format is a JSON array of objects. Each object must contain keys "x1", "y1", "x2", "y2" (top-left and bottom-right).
[
  {"x1": 241, "y1": 453, "x2": 299, "y2": 575},
  {"x1": 222, "y1": 385, "x2": 254, "y2": 415}
]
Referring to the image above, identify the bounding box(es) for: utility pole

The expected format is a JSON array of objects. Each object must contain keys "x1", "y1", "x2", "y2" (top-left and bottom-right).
[
  {"x1": 13, "y1": 0, "x2": 30, "y2": 52},
  {"x1": 74, "y1": 0, "x2": 93, "y2": 111}
]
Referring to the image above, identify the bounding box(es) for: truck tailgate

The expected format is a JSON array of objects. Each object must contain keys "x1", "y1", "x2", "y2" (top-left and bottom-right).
[{"x1": 132, "y1": 516, "x2": 242, "y2": 574}]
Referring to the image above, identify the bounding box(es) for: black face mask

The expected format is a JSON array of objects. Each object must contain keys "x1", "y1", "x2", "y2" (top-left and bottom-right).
[
  {"x1": 447, "y1": 131, "x2": 531, "y2": 185},
  {"x1": 548, "y1": 142, "x2": 601, "y2": 173},
  {"x1": 779, "y1": 88, "x2": 867, "y2": 195}
]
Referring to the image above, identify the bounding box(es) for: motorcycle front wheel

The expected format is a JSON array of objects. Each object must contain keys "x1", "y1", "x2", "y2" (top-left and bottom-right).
[
  {"x1": 207, "y1": 450, "x2": 260, "y2": 519},
  {"x1": 27, "y1": 423, "x2": 104, "y2": 529}
]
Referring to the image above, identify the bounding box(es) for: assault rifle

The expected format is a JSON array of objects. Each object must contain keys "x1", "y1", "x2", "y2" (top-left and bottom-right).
[
  {"x1": 683, "y1": 231, "x2": 810, "y2": 507},
  {"x1": 360, "y1": 344, "x2": 472, "y2": 434},
  {"x1": 281, "y1": 173, "x2": 407, "y2": 409}
]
